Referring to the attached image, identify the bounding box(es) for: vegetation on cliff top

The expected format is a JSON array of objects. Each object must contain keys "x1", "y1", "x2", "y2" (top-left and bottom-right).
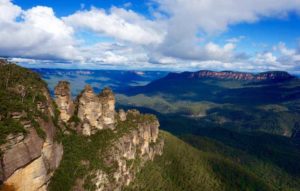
[
  {"x1": 0, "y1": 62, "x2": 48, "y2": 144},
  {"x1": 49, "y1": 112, "x2": 157, "y2": 191}
]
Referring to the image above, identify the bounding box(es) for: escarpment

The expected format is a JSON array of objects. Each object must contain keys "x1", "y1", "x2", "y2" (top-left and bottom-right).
[
  {"x1": 82, "y1": 110, "x2": 164, "y2": 191},
  {"x1": 0, "y1": 61, "x2": 63, "y2": 191},
  {"x1": 165, "y1": 70, "x2": 294, "y2": 81},
  {"x1": 0, "y1": 61, "x2": 164, "y2": 191},
  {"x1": 50, "y1": 81, "x2": 164, "y2": 190}
]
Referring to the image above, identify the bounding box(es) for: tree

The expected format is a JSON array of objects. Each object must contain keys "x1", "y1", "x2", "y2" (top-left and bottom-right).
[{"x1": 17, "y1": 85, "x2": 26, "y2": 103}]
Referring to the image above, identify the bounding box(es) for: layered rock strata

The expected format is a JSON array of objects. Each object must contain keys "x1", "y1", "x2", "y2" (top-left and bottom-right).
[
  {"x1": 1, "y1": 88, "x2": 63, "y2": 191},
  {"x1": 54, "y1": 81, "x2": 74, "y2": 123},
  {"x1": 79, "y1": 110, "x2": 164, "y2": 191},
  {"x1": 77, "y1": 85, "x2": 115, "y2": 136}
]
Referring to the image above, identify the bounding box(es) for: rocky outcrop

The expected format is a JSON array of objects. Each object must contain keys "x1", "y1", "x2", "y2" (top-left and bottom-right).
[
  {"x1": 52, "y1": 82, "x2": 164, "y2": 190},
  {"x1": 82, "y1": 110, "x2": 163, "y2": 191},
  {"x1": 165, "y1": 70, "x2": 294, "y2": 81},
  {"x1": 118, "y1": 109, "x2": 127, "y2": 122},
  {"x1": 76, "y1": 85, "x2": 115, "y2": 136},
  {"x1": 99, "y1": 87, "x2": 115, "y2": 130},
  {"x1": 0, "y1": 64, "x2": 164, "y2": 191},
  {"x1": 54, "y1": 81, "x2": 74, "y2": 123},
  {"x1": 1, "y1": 88, "x2": 63, "y2": 191},
  {"x1": 4, "y1": 134, "x2": 63, "y2": 191},
  {"x1": 1, "y1": 129, "x2": 43, "y2": 180},
  {"x1": 77, "y1": 85, "x2": 103, "y2": 136}
]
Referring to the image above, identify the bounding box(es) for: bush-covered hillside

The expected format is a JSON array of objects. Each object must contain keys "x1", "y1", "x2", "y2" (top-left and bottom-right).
[
  {"x1": 0, "y1": 61, "x2": 49, "y2": 144},
  {"x1": 117, "y1": 74, "x2": 300, "y2": 136},
  {"x1": 49, "y1": 112, "x2": 158, "y2": 191},
  {"x1": 125, "y1": 131, "x2": 300, "y2": 191}
]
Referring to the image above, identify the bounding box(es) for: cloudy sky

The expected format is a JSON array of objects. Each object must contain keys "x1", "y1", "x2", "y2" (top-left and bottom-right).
[{"x1": 0, "y1": 0, "x2": 300, "y2": 72}]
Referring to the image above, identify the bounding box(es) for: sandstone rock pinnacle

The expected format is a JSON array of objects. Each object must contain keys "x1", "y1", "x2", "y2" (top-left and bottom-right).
[
  {"x1": 54, "y1": 81, "x2": 74, "y2": 123},
  {"x1": 99, "y1": 87, "x2": 115, "y2": 130},
  {"x1": 76, "y1": 85, "x2": 116, "y2": 135}
]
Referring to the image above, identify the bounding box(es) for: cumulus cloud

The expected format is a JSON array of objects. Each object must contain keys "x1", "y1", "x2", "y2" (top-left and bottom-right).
[
  {"x1": 0, "y1": 0, "x2": 21, "y2": 21},
  {"x1": 79, "y1": 42, "x2": 148, "y2": 65},
  {"x1": 0, "y1": 0, "x2": 80, "y2": 60},
  {"x1": 63, "y1": 7, "x2": 165, "y2": 45},
  {"x1": 154, "y1": 0, "x2": 300, "y2": 62},
  {"x1": 276, "y1": 42, "x2": 300, "y2": 66},
  {"x1": 254, "y1": 52, "x2": 278, "y2": 65},
  {"x1": 247, "y1": 42, "x2": 300, "y2": 72},
  {"x1": 1, "y1": 0, "x2": 300, "y2": 72},
  {"x1": 156, "y1": 0, "x2": 300, "y2": 33}
]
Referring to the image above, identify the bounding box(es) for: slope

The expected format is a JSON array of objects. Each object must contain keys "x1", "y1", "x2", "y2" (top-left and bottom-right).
[{"x1": 125, "y1": 131, "x2": 300, "y2": 191}]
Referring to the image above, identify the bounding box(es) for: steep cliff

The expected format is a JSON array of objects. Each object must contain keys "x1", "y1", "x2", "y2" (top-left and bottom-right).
[
  {"x1": 83, "y1": 110, "x2": 163, "y2": 191},
  {"x1": 0, "y1": 61, "x2": 63, "y2": 191},
  {"x1": 54, "y1": 81, "x2": 74, "y2": 123},
  {"x1": 49, "y1": 81, "x2": 164, "y2": 190},
  {"x1": 50, "y1": 107, "x2": 163, "y2": 191},
  {"x1": 0, "y1": 62, "x2": 163, "y2": 191},
  {"x1": 76, "y1": 85, "x2": 115, "y2": 136}
]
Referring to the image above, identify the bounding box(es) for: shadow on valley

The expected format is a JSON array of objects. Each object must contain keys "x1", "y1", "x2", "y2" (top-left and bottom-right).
[
  {"x1": 118, "y1": 105, "x2": 300, "y2": 178},
  {"x1": 121, "y1": 78, "x2": 300, "y2": 105}
]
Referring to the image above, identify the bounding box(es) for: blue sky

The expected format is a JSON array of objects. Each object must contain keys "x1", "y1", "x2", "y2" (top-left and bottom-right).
[
  {"x1": 14, "y1": 0, "x2": 149, "y2": 16},
  {"x1": 1, "y1": 0, "x2": 300, "y2": 72}
]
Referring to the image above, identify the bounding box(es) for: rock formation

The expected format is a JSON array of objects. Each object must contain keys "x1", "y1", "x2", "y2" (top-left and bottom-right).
[
  {"x1": 52, "y1": 82, "x2": 164, "y2": 190},
  {"x1": 118, "y1": 109, "x2": 127, "y2": 121},
  {"x1": 99, "y1": 87, "x2": 115, "y2": 130},
  {"x1": 74, "y1": 110, "x2": 164, "y2": 191},
  {"x1": 77, "y1": 85, "x2": 115, "y2": 136},
  {"x1": 1, "y1": 87, "x2": 63, "y2": 191},
  {"x1": 54, "y1": 81, "x2": 74, "y2": 123},
  {"x1": 0, "y1": 64, "x2": 163, "y2": 191}
]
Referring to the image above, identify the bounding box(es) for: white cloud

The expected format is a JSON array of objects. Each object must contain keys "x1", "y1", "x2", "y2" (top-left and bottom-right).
[
  {"x1": 1, "y1": 0, "x2": 300, "y2": 72},
  {"x1": 156, "y1": 0, "x2": 300, "y2": 33},
  {"x1": 78, "y1": 42, "x2": 149, "y2": 66},
  {"x1": 254, "y1": 52, "x2": 278, "y2": 65},
  {"x1": 123, "y1": 2, "x2": 132, "y2": 8},
  {"x1": 154, "y1": 0, "x2": 300, "y2": 62},
  {"x1": 278, "y1": 42, "x2": 297, "y2": 56},
  {"x1": 226, "y1": 36, "x2": 245, "y2": 43},
  {"x1": 0, "y1": 0, "x2": 80, "y2": 60},
  {"x1": 64, "y1": 7, "x2": 165, "y2": 45},
  {"x1": 276, "y1": 42, "x2": 300, "y2": 66},
  {"x1": 0, "y1": 0, "x2": 21, "y2": 22}
]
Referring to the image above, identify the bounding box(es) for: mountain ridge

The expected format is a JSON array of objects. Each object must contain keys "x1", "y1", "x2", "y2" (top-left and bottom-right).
[{"x1": 164, "y1": 70, "x2": 295, "y2": 81}]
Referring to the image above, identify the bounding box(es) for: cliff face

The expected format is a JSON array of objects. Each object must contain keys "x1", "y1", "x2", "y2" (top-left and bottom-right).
[
  {"x1": 0, "y1": 62, "x2": 63, "y2": 191},
  {"x1": 0, "y1": 63, "x2": 163, "y2": 191},
  {"x1": 3, "y1": 125, "x2": 63, "y2": 191},
  {"x1": 50, "y1": 81, "x2": 164, "y2": 191},
  {"x1": 165, "y1": 70, "x2": 294, "y2": 81},
  {"x1": 54, "y1": 81, "x2": 74, "y2": 123},
  {"x1": 86, "y1": 110, "x2": 163, "y2": 191},
  {"x1": 72, "y1": 110, "x2": 164, "y2": 191}
]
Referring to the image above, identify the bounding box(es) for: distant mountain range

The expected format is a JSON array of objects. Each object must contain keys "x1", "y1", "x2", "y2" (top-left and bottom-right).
[{"x1": 164, "y1": 70, "x2": 295, "y2": 81}]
